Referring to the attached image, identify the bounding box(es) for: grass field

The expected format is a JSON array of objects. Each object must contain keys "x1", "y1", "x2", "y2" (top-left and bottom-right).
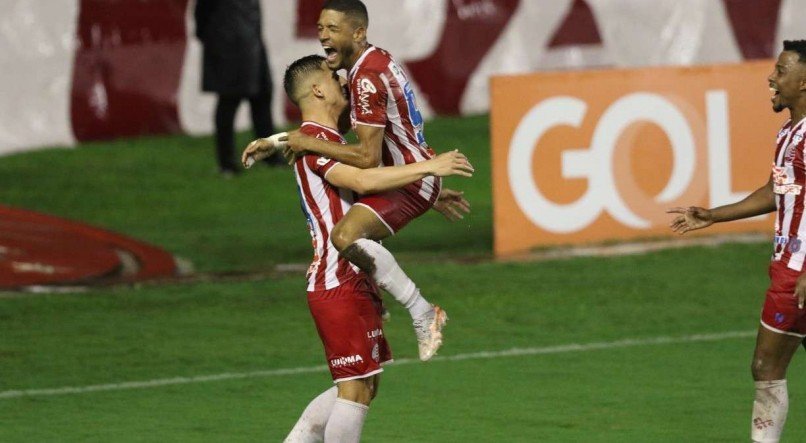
[{"x1": 2, "y1": 115, "x2": 804, "y2": 442}]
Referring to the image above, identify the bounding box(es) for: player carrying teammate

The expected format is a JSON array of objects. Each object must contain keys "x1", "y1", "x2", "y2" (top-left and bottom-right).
[
  {"x1": 250, "y1": 54, "x2": 472, "y2": 442},
  {"x1": 668, "y1": 40, "x2": 806, "y2": 443},
  {"x1": 246, "y1": 0, "x2": 469, "y2": 361}
]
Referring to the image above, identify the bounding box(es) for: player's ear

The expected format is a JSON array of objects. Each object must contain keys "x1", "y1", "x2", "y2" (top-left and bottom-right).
[
  {"x1": 352, "y1": 25, "x2": 366, "y2": 43},
  {"x1": 311, "y1": 83, "x2": 325, "y2": 99}
]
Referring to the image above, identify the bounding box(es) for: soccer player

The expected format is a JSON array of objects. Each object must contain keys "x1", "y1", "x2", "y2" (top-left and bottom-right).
[
  {"x1": 251, "y1": 54, "x2": 472, "y2": 442},
  {"x1": 246, "y1": 0, "x2": 468, "y2": 360},
  {"x1": 667, "y1": 40, "x2": 806, "y2": 443}
]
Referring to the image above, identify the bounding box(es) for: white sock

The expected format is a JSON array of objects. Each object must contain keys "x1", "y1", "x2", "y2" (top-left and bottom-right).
[
  {"x1": 323, "y1": 398, "x2": 369, "y2": 443},
  {"x1": 351, "y1": 239, "x2": 432, "y2": 319},
  {"x1": 285, "y1": 386, "x2": 338, "y2": 443},
  {"x1": 751, "y1": 379, "x2": 788, "y2": 443}
]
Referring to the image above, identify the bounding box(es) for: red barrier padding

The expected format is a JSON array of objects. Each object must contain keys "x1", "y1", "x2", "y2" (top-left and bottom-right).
[{"x1": 0, "y1": 206, "x2": 179, "y2": 289}]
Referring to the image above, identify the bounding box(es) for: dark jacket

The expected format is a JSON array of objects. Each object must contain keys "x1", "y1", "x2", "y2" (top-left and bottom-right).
[{"x1": 194, "y1": 0, "x2": 269, "y2": 96}]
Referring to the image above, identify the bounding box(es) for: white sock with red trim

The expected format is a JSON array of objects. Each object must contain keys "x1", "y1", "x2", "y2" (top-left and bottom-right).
[
  {"x1": 352, "y1": 238, "x2": 432, "y2": 319},
  {"x1": 285, "y1": 386, "x2": 337, "y2": 443},
  {"x1": 324, "y1": 398, "x2": 369, "y2": 443},
  {"x1": 751, "y1": 379, "x2": 788, "y2": 442}
]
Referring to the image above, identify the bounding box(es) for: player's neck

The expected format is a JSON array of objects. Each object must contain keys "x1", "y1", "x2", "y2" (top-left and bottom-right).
[
  {"x1": 790, "y1": 99, "x2": 806, "y2": 123},
  {"x1": 300, "y1": 104, "x2": 338, "y2": 131},
  {"x1": 345, "y1": 42, "x2": 369, "y2": 70}
]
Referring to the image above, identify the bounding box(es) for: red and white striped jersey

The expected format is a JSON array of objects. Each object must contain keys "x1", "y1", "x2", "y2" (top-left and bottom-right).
[
  {"x1": 294, "y1": 122, "x2": 360, "y2": 291},
  {"x1": 772, "y1": 117, "x2": 806, "y2": 271},
  {"x1": 348, "y1": 45, "x2": 439, "y2": 201}
]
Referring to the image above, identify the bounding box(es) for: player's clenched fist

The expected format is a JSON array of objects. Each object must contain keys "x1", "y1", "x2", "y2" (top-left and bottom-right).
[
  {"x1": 666, "y1": 206, "x2": 714, "y2": 234},
  {"x1": 241, "y1": 132, "x2": 288, "y2": 168}
]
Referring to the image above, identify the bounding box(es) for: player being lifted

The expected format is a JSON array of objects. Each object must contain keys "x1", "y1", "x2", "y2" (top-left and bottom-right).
[
  {"x1": 255, "y1": 54, "x2": 472, "y2": 442},
  {"x1": 668, "y1": 40, "x2": 806, "y2": 443},
  {"x1": 245, "y1": 0, "x2": 469, "y2": 360}
]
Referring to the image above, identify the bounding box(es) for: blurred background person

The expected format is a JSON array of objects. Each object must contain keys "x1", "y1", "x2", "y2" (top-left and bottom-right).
[{"x1": 194, "y1": 0, "x2": 282, "y2": 177}]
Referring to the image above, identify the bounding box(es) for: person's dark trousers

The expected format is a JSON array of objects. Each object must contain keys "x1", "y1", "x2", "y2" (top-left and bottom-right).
[{"x1": 214, "y1": 90, "x2": 276, "y2": 172}]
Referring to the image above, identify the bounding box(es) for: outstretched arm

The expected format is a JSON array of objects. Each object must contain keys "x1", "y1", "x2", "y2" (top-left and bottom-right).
[
  {"x1": 325, "y1": 150, "x2": 473, "y2": 195},
  {"x1": 667, "y1": 176, "x2": 775, "y2": 234},
  {"x1": 286, "y1": 124, "x2": 383, "y2": 169}
]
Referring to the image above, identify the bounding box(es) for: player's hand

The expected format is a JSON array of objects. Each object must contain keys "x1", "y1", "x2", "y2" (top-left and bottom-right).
[
  {"x1": 433, "y1": 188, "x2": 470, "y2": 221},
  {"x1": 795, "y1": 274, "x2": 806, "y2": 309},
  {"x1": 282, "y1": 130, "x2": 307, "y2": 165},
  {"x1": 666, "y1": 206, "x2": 714, "y2": 234},
  {"x1": 241, "y1": 132, "x2": 288, "y2": 168},
  {"x1": 428, "y1": 150, "x2": 474, "y2": 177}
]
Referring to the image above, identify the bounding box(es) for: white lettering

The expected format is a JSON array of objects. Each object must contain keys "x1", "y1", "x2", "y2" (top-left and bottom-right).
[
  {"x1": 509, "y1": 92, "x2": 702, "y2": 233},
  {"x1": 330, "y1": 354, "x2": 365, "y2": 368},
  {"x1": 507, "y1": 90, "x2": 748, "y2": 234}
]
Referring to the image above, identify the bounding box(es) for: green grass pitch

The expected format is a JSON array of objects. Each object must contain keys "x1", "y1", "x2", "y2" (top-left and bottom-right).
[{"x1": 1, "y1": 115, "x2": 804, "y2": 442}]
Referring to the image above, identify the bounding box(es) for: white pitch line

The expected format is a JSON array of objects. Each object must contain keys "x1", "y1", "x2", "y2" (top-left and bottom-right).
[{"x1": 0, "y1": 330, "x2": 755, "y2": 400}]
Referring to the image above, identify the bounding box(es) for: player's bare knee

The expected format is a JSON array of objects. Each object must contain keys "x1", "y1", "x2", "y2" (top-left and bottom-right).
[
  {"x1": 752, "y1": 355, "x2": 783, "y2": 381},
  {"x1": 330, "y1": 223, "x2": 359, "y2": 252}
]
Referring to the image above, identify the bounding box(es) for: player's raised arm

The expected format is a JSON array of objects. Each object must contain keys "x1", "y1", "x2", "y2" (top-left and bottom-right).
[
  {"x1": 324, "y1": 150, "x2": 473, "y2": 195},
  {"x1": 286, "y1": 123, "x2": 383, "y2": 169},
  {"x1": 667, "y1": 176, "x2": 775, "y2": 234}
]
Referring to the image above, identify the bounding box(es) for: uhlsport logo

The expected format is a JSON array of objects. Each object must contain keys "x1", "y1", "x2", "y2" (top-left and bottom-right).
[{"x1": 330, "y1": 354, "x2": 364, "y2": 368}]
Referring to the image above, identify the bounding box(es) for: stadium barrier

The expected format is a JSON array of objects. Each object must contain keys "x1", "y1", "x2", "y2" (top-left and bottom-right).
[{"x1": 491, "y1": 60, "x2": 779, "y2": 256}]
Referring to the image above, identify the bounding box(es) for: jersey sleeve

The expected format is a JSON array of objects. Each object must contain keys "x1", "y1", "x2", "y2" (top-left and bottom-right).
[
  {"x1": 304, "y1": 154, "x2": 340, "y2": 178},
  {"x1": 351, "y1": 69, "x2": 388, "y2": 127}
]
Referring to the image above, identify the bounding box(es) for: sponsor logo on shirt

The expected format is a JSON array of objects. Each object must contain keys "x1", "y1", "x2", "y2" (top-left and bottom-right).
[
  {"x1": 357, "y1": 77, "x2": 377, "y2": 116},
  {"x1": 330, "y1": 354, "x2": 364, "y2": 368},
  {"x1": 772, "y1": 164, "x2": 802, "y2": 195}
]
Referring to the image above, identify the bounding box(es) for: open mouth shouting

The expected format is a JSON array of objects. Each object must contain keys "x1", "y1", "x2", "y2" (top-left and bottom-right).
[{"x1": 323, "y1": 46, "x2": 339, "y2": 65}]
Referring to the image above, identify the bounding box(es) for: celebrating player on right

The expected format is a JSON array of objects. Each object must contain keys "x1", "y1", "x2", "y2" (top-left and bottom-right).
[{"x1": 667, "y1": 40, "x2": 806, "y2": 443}]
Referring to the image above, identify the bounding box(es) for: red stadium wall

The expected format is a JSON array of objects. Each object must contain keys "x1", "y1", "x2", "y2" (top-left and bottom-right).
[
  {"x1": 70, "y1": 0, "x2": 188, "y2": 141},
  {"x1": 0, "y1": 0, "x2": 804, "y2": 153}
]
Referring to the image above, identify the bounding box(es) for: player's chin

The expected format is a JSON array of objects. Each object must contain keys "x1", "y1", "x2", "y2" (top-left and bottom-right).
[{"x1": 325, "y1": 57, "x2": 342, "y2": 70}]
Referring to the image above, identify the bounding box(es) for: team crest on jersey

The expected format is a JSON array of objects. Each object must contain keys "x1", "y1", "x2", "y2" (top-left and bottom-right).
[{"x1": 357, "y1": 77, "x2": 377, "y2": 115}]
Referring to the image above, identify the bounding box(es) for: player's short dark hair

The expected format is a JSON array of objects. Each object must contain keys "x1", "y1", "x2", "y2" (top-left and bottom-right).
[
  {"x1": 783, "y1": 40, "x2": 806, "y2": 63},
  {"x1": 322, "y1": 0, "x2": 368, "y2": 28},
  {"x1": 284, "y1": 55, "x2": 326, "y2": 105}
]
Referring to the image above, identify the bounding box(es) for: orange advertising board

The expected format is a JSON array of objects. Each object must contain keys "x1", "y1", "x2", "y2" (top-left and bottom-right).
[{"x1": 491, "y1": 60, "x2": 782, "y2": 256}]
